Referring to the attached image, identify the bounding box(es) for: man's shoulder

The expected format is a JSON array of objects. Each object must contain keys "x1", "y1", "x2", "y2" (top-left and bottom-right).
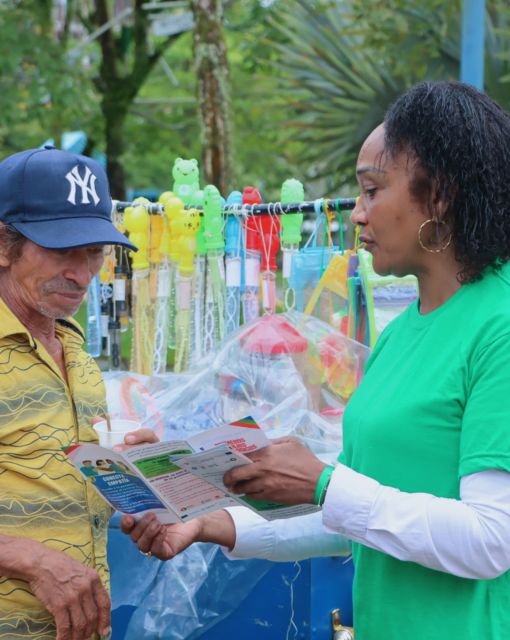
[{"x1": 0, "y1": 296, "x2": 31, "y2": 341}]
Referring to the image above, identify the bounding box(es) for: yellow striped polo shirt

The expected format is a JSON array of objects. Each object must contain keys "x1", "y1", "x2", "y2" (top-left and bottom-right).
[{"x1": 0, "y1": 296, "x2": 111, "y2": 639}]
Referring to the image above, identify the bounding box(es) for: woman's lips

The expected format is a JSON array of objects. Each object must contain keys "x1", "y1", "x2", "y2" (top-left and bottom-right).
[{"x1": 360, "y1": 236, "x2": 375, "y2": 249}]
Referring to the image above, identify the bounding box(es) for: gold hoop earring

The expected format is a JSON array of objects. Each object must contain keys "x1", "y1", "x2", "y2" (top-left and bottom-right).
[{"x1": 418, "y1": 219, "x2": 452, "y2": 253}]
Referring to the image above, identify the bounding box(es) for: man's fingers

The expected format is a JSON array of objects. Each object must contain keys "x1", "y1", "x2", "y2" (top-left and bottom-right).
[
  {"x1": 112, "y1": 428, "x2": 159, "y2": 452},
  {"x1": 93, "y1": 581, "x2": 112, "y2": 637},
  {"x1": 53, "y1": 608, "x2": 72, "y2": 640},
  {"x1": 78, "y1": 591, "x2": 100, "y2": 640},
  {"x1": 66, "y1": 594, "x2": 90, "y2": 640},
  {"x1": 125, "y1": 428, "x2": 158, "y2": 445}
]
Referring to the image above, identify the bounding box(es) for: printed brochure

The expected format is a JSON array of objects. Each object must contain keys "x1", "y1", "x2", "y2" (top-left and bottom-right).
[{"x1": 65, "y1": 416, "x2": 318, "y2": 523}]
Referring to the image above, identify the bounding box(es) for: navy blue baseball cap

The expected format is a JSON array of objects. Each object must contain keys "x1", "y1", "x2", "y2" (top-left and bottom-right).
[{"x1": 0, "y1": 146, "x2": 137, "y2": 251}]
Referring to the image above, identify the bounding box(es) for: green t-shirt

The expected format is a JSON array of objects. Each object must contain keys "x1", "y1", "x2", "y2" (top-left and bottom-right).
[{"x1": 341, "y1": 262, "x2": 510, "y2": 640}]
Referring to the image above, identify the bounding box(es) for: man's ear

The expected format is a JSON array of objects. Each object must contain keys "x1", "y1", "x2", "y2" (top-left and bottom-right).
[{"x1": 0, "y1": 223, "x2": 12, "y2": 267}]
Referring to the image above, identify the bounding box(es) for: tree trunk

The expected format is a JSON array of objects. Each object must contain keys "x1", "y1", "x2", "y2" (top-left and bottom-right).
[
  {"x1": 104, "y1": 103, "x2": 128, "y2": 199},
  {"x1": 92, "y1": 0, "x2": 183, "y2": 198},
  {"x1": 191, "y1": 0, "x2": 234, "y2": 195}
]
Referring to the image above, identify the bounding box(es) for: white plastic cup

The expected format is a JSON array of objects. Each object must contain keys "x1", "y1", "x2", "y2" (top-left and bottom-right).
[{"x1": 93, "y1": 418, "x2": 141, "y2": 449}]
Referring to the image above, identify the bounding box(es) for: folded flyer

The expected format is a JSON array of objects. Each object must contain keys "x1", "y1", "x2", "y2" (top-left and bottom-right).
[{"x1": 65, "y1": 416, "x2": 318, "y2": 523}]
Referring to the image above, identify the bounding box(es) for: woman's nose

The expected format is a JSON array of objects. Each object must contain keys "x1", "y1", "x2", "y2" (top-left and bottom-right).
[{"x1": 350, "y1": 197, "x2": 366, "y2": 226}]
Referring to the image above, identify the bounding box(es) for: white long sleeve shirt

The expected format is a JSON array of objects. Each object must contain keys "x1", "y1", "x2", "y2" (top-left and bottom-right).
[{"x1": 225, "y1": 465, "x2": 510, "y2": 579}]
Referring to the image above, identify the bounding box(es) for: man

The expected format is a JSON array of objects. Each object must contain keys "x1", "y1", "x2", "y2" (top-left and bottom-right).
[{"x1": 0, "y1": 146, "x2": 152, "y2": 639}]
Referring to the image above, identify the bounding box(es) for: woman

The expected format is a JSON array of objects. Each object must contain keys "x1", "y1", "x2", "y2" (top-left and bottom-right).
[{"x1": 122, "y1": 81, "x2": 510, "y2": 639}]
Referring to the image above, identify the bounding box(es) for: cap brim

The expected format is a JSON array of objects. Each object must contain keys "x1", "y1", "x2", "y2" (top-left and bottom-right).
[{"x1": 12, "y1": 217, "x2": 138, "y2": 251}]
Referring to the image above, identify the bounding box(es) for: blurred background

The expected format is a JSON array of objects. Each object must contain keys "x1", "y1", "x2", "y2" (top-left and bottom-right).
[{"x1": 2, "y1": 0, "x2": 509, "y2": 203}]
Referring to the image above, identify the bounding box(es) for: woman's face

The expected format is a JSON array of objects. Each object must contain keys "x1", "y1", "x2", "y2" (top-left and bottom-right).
[{"x1": 350, "y1": 124, "x2": 431, "y2": 277}]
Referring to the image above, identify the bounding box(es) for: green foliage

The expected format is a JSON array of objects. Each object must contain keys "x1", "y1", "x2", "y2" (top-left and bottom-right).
[
  {"x1": 345, "y1": 0, "x2": 460, "y2": 82},
  {"x1": 486, "y1": 1, "x2": 510, "y2": 92},
  {"x1": 266, "y1": 1, "x2": 407, "y2": 193},
  {"x1": 3, "y1": 0, "x2": 510, "y2": 206},
  {"x1": 225, "y1": 0, "x2": 309, "y2": 198},
  {"x1": 264, "y1": 0, "x2": 510, "y2": 194},
  {"x1": 0, "y1": 0, "x2": 97, "y2": 153}
]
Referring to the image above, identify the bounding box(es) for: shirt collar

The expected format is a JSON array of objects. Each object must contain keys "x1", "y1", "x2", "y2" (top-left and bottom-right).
[{"x1": 0, "y1": 296, "x2": 85, "y2": 345}]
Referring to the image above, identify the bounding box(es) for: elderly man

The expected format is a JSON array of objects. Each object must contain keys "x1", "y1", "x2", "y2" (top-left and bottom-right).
[{"x1": 0, "y1": 146, "x2": 150, "y2": 639}]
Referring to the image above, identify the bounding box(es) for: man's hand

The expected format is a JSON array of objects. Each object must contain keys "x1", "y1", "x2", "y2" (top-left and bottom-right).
[
  {"x1": 121, "y1": 510, "x2": 236, "y2": 560},
  {"x1": 26, "y1": 545, "x2": 111, "y2": 640},
  {"x1": 223, "y1": 437, "x2": 327, "y2": 505},
  {"x1": 113, "y1": 427, "x2": 159, "y2": 452},
  {"x1": 91, "y1": 416, "x2": 159, "y2": 452}
]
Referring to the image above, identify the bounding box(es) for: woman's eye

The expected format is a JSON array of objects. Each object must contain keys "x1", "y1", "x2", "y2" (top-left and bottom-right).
[{"x1": 364, "y1": 187, "x2": 377, "y2": 199}]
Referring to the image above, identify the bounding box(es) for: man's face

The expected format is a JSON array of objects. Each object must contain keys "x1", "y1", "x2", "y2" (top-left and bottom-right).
[{"x1": 1, "y1": 241, "x2": 105, "y2": 319}]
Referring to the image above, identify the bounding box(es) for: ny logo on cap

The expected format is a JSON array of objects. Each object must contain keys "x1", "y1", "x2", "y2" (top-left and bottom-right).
[{"x1": 65, "y1": 165, "x2": 100, "y2": 206}]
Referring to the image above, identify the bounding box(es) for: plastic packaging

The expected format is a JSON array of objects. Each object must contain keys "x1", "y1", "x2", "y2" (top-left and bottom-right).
[{"x1": 103, "y1": 311, "x2": 369, "y2": 638}]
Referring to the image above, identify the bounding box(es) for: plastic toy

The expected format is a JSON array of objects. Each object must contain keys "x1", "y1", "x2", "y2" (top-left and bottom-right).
[
  {"x1": 174, "y1": 208, "x2": 200, "y2": 372},
  {"x1": 203, "y1": 184, "x2": 226, "y2": 352},
  {"x1": 171, "y1": 158, "x2": 203, "y2": 206},
  {"x1": 280, "y1": 178, "x2": 305, "y2": 310},
  {"x1": 242, "y1": 186, "x2": 263, "y2": 323},
  {"x1": 224, "y1": 191, "x2": 243, "y2": 335}
]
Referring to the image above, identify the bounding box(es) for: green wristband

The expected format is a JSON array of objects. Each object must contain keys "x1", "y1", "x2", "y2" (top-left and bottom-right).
[{"x1": 313, "y1": 465, "x2": 335, "y2": 506}]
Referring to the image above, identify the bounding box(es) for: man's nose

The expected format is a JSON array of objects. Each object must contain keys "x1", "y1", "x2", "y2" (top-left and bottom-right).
[{"x1": 62, "y1": 250, "x2": 97, "y2": 287}]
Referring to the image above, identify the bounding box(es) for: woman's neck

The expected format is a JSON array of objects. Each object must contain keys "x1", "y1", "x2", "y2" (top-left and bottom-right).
[{"x1": 416, "y1": 252, "x2": 463, "y2": 314}]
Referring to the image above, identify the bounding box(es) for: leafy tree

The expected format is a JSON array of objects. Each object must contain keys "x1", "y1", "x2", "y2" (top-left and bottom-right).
[
  {"x1": 122, "y1": 0, "x2": 299, "y2": 199},
  {"x1": 265, "y1": 0, "x2": 510, "y2": 195},
  {"x1": 191, "y1": 0, "x2": 234, "y2": 195},
  {"x1": 0, "y1": 0, "x2": 95, "y2": 153},
  {"x1": 75, "y1": 0, "x2": 188, "y2": 198}
]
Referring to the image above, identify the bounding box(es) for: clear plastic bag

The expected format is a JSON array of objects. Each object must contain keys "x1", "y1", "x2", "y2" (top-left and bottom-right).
[{"x1": 103, "y1": 310, "x2": 369, "y2": 637}]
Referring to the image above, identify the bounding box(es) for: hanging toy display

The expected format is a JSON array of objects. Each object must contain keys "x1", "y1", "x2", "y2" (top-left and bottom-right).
[
  {"x1": 151, "y1": 191, "x2": 173, "y2": 375},
  {"x1": 172, "y1": 157, "x2": 203, "y2": 206},
  {"x1": 162, "y1": 192, "x2": 184, "y2": 352},
  {"x1": 258, "y1": 207, "x2": 280, "y2": 315},
  {"x1": 241, "y1": 186, "x2": 263, "y2": 324},
  {"x1": 123, "y1": 198, "x2": 151, "y2": 375},
  {"x1": 174, "y1": 207, "x2": 201, "y2": 372},
  {"x1": 202, "y1": 184, "x2": 226, "y2": 352},
  {"x1": 90, "y1": 160, "x2": 419, "y2": 378},
  {"x1": 280, "y1": 178, "x2": 305, "y2": 311},
  {"x1": 224, "y1": 191, "x2": 243, "y2": 336},
  {"x1": 190, "y1": 216, "x2": 207, "y2": 367}
]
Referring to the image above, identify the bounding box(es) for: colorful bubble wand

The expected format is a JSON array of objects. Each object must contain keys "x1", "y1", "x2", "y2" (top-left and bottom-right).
[
  {"x1": 224, "y1": 190, "x2": 243, "y2": 336},
  {"x1": 202, "y1": 184, "x2": 226, "y2": 352}
]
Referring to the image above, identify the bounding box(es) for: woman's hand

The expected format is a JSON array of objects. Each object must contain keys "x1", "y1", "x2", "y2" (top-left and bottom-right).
[
  {"x1": 223, "y1": 437, "x2": 327, "y2": 505},
  {"x1": 120, "y1": 510, "x2": 237, "y2": 560}
]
